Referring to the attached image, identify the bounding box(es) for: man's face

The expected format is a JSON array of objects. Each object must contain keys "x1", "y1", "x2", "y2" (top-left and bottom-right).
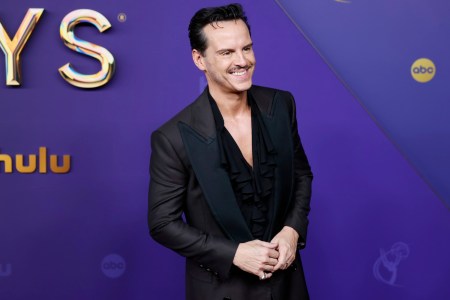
[{"x1": 193, "y1": 19, "x2": 255, "y2": 97}]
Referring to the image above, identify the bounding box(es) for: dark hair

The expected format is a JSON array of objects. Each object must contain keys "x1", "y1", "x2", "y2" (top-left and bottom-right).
[{"x1": 188, "y1": 3, "x2": 251, "y2": 55}]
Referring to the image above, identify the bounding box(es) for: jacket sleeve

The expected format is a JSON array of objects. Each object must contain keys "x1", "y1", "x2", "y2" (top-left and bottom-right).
[
  {"x1": 282, "y1": 92, "x2": 313, "y2": 249},
  {"x1": 148, "y1": 129, "x2": 238, "y2": 278}
]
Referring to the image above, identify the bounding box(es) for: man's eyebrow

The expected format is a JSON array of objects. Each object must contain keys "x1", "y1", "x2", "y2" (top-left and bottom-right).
[
  {"x1": 216, "y1": 48, "x2": 234, "y2": 54},
  {"x1": 216, "y1": 43, "x2": 253, "y2": 53}
]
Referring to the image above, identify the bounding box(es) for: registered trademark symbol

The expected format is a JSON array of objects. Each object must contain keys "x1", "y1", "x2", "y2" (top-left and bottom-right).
[{"x1": 118, "y1": 13, "x2": 127, "y2": 22}]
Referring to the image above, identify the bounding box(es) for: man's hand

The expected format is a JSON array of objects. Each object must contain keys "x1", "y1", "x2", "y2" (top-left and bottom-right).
[
  {"x1": 232, "y1": 240, "x2": 279, "y2": 279},
  {"x1": 271, "y1": 226, "x2": 299, "y2": 271}
]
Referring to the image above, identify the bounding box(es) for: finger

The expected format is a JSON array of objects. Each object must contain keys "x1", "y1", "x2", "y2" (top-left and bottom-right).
[
  {"x1": 255, "y1": 240, "x2": 278, "y2": 248},
  {"x1": 275, "y1": 244, "x2": 290, "y2": 270},
  {"x1": 273, "y1": 262, "x2": 281, "y2": 271},
  {"x1": 273, "y1": 252, "x2": 287, "y2": 271},
  {"x1": 262, "y1": 260, "x2": 276, "y2": 271},
  {"x1": 285, "y1": 251, "x2": 296, "y2": 266},
  {"x1": 262, "y1": 265, "x2": 273, "y2": 273},
  {"x1": 259, "y1": 271, "x2": 273, "y2": 280},
  {"x1": 259, "y1": 272, "x2": 267, "y2": 280},
  {"x1": 268, "y1": 249, "x2": 280, "y2": 259},
  {"x1": 281, "y1": 251, "x2": 296, "y2": 269},
  {"x1": 265, "y1": 257, "x2": 278, "y2": 266}
]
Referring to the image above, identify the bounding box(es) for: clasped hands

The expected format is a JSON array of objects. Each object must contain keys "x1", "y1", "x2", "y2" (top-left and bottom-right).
[{"x1": 232, "y1": 226, "x2": 299, "y2": 280}]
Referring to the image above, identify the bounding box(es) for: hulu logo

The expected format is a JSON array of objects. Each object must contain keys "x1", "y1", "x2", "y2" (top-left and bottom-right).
[{"x1": 0, "y1": 147, "x2": 70, "y2": 174}]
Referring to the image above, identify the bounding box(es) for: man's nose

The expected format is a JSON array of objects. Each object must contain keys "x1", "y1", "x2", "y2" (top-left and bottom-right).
[{"x1": 234, "y1": 51, "x2": 247, "y2": 66}]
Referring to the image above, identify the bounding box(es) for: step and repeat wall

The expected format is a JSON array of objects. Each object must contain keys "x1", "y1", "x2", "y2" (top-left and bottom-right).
[{"x1": 1, "y1": 0, "x2": 449, "y2": 299}]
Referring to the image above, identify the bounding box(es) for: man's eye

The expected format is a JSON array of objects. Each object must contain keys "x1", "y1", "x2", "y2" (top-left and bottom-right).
[
  {"x1": 221, "y1": 51, "x2": 231, "y2": 56},
  {"x1": 243, "y1": 47, "x2": 251, "y2": 52}
]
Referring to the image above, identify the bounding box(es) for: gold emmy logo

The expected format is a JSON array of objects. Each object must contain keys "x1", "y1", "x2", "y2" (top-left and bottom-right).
[
  {"x1": 411, "y1": 58, "x2": 436, "y2": 83},
  {"x1": 0, "y1": 8, "x2": 115, "y2": 88},
  {"x1": 0, "y1": 147, "x2": 71, "y2": 174}
]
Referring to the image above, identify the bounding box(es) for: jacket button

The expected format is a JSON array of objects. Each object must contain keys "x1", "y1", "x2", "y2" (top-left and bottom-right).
[
  {"x1": 206, "y1": 268, "x2": 211, "y2": 272},
  {"x1": 199, "y1": 264, "x2": 204, "y2": 268}
]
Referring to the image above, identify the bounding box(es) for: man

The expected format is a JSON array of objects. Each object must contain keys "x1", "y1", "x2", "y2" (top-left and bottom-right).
[{"x1": 148, "y1": 3, "x2": 313, "y2": 300}]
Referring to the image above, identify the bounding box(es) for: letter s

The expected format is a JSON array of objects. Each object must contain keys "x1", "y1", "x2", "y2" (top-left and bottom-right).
[{"x1": 59, "y1": 9, "x2": 115, "y2": 88}]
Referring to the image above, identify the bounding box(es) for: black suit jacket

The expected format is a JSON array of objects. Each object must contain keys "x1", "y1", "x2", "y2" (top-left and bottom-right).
[{"x1": 148, "y1": 85, "x2": 313, "y2": 300}]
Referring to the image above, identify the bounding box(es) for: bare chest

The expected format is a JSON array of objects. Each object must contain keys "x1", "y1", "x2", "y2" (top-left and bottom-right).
[{"x1": 224, "y1": 116, "x2": 253, "y2": 167}]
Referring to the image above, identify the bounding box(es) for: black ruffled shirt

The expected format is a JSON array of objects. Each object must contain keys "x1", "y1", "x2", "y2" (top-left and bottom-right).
[{"x1": 208, "y1": 91, "x2": 277, "y2": 241}]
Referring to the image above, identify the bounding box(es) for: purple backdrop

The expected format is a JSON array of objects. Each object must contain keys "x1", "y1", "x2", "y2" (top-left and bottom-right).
[{"x1": 0, "y1": 1, "x2": 449, "y2": 299}]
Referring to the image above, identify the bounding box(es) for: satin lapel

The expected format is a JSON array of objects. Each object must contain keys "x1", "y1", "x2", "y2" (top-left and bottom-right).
[
  {"x1": 252, "y1": 89, "x2": 294, "y2": 239},
  {"x1": 178, "y1": 90, "x2": 253, "y2": 243}
]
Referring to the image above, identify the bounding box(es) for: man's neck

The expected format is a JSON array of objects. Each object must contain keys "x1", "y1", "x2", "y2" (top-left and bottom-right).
[{"x1": 209, "y1": 88, "x2": 249, "y2": 118}]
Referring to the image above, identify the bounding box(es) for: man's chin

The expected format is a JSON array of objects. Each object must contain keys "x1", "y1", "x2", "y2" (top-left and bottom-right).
[{"x1": 231, "y1": 80, "x2": 253, "y2": 92}]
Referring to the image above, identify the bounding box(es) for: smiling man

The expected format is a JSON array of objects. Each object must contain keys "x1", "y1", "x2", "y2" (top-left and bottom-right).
[{"x1": 148, "y1": 3, "x2": 313, "y2": 300}]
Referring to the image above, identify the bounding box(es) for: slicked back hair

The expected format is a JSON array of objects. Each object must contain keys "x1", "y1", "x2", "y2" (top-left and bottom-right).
[{"x1": 188, "y1": 3, "x2": 251, "y2": 55}]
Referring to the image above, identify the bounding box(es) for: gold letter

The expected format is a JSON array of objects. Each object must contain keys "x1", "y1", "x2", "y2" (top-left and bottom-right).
[
  {"x1": 50, "y1": 155, "x2": 71, "y2": 173},
  {"x1": 0, "y1": 152, "x2": 13, "y2": 173},
  {"x1": 16, "y1": 154, "x2": 37, "y2": 173},
  {"x1": 0, "y1": 8, "x2": 44, "y2": 86},
  {"x1": 39, "y1": 146, "x2": 47, "y2": 173},
  {"x1": 59, "y1": 9, "x2": 115, "y2": 88}
]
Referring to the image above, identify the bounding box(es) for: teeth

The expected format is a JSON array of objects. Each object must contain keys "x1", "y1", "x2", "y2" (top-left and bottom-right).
[{"x1": 231, "y1": 70, "x2": 246, "y2": 75}]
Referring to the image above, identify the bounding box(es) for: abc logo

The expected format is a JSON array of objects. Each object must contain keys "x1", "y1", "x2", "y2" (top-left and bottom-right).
[
  {"x1": 411, "y1": 58, "x2": 436, "y2": 83},
  {"x1": 101, "y1": 254, "x2": 126, "y2": 278}
]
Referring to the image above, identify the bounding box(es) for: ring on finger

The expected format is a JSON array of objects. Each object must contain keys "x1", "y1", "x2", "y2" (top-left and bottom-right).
[{"x1": 259, "y1": 272, "x2": 267, "y2": 280}]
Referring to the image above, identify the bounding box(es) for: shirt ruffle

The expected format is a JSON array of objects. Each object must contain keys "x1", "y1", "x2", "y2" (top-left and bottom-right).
[{"x1": 209, "y1": 92, "x2": 276, "y2": 240}]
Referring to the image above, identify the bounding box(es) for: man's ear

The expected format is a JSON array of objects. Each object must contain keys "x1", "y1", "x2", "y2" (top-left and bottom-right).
[{"x1": 192, "y1": 49, "x2": 206, "y2": 71}]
